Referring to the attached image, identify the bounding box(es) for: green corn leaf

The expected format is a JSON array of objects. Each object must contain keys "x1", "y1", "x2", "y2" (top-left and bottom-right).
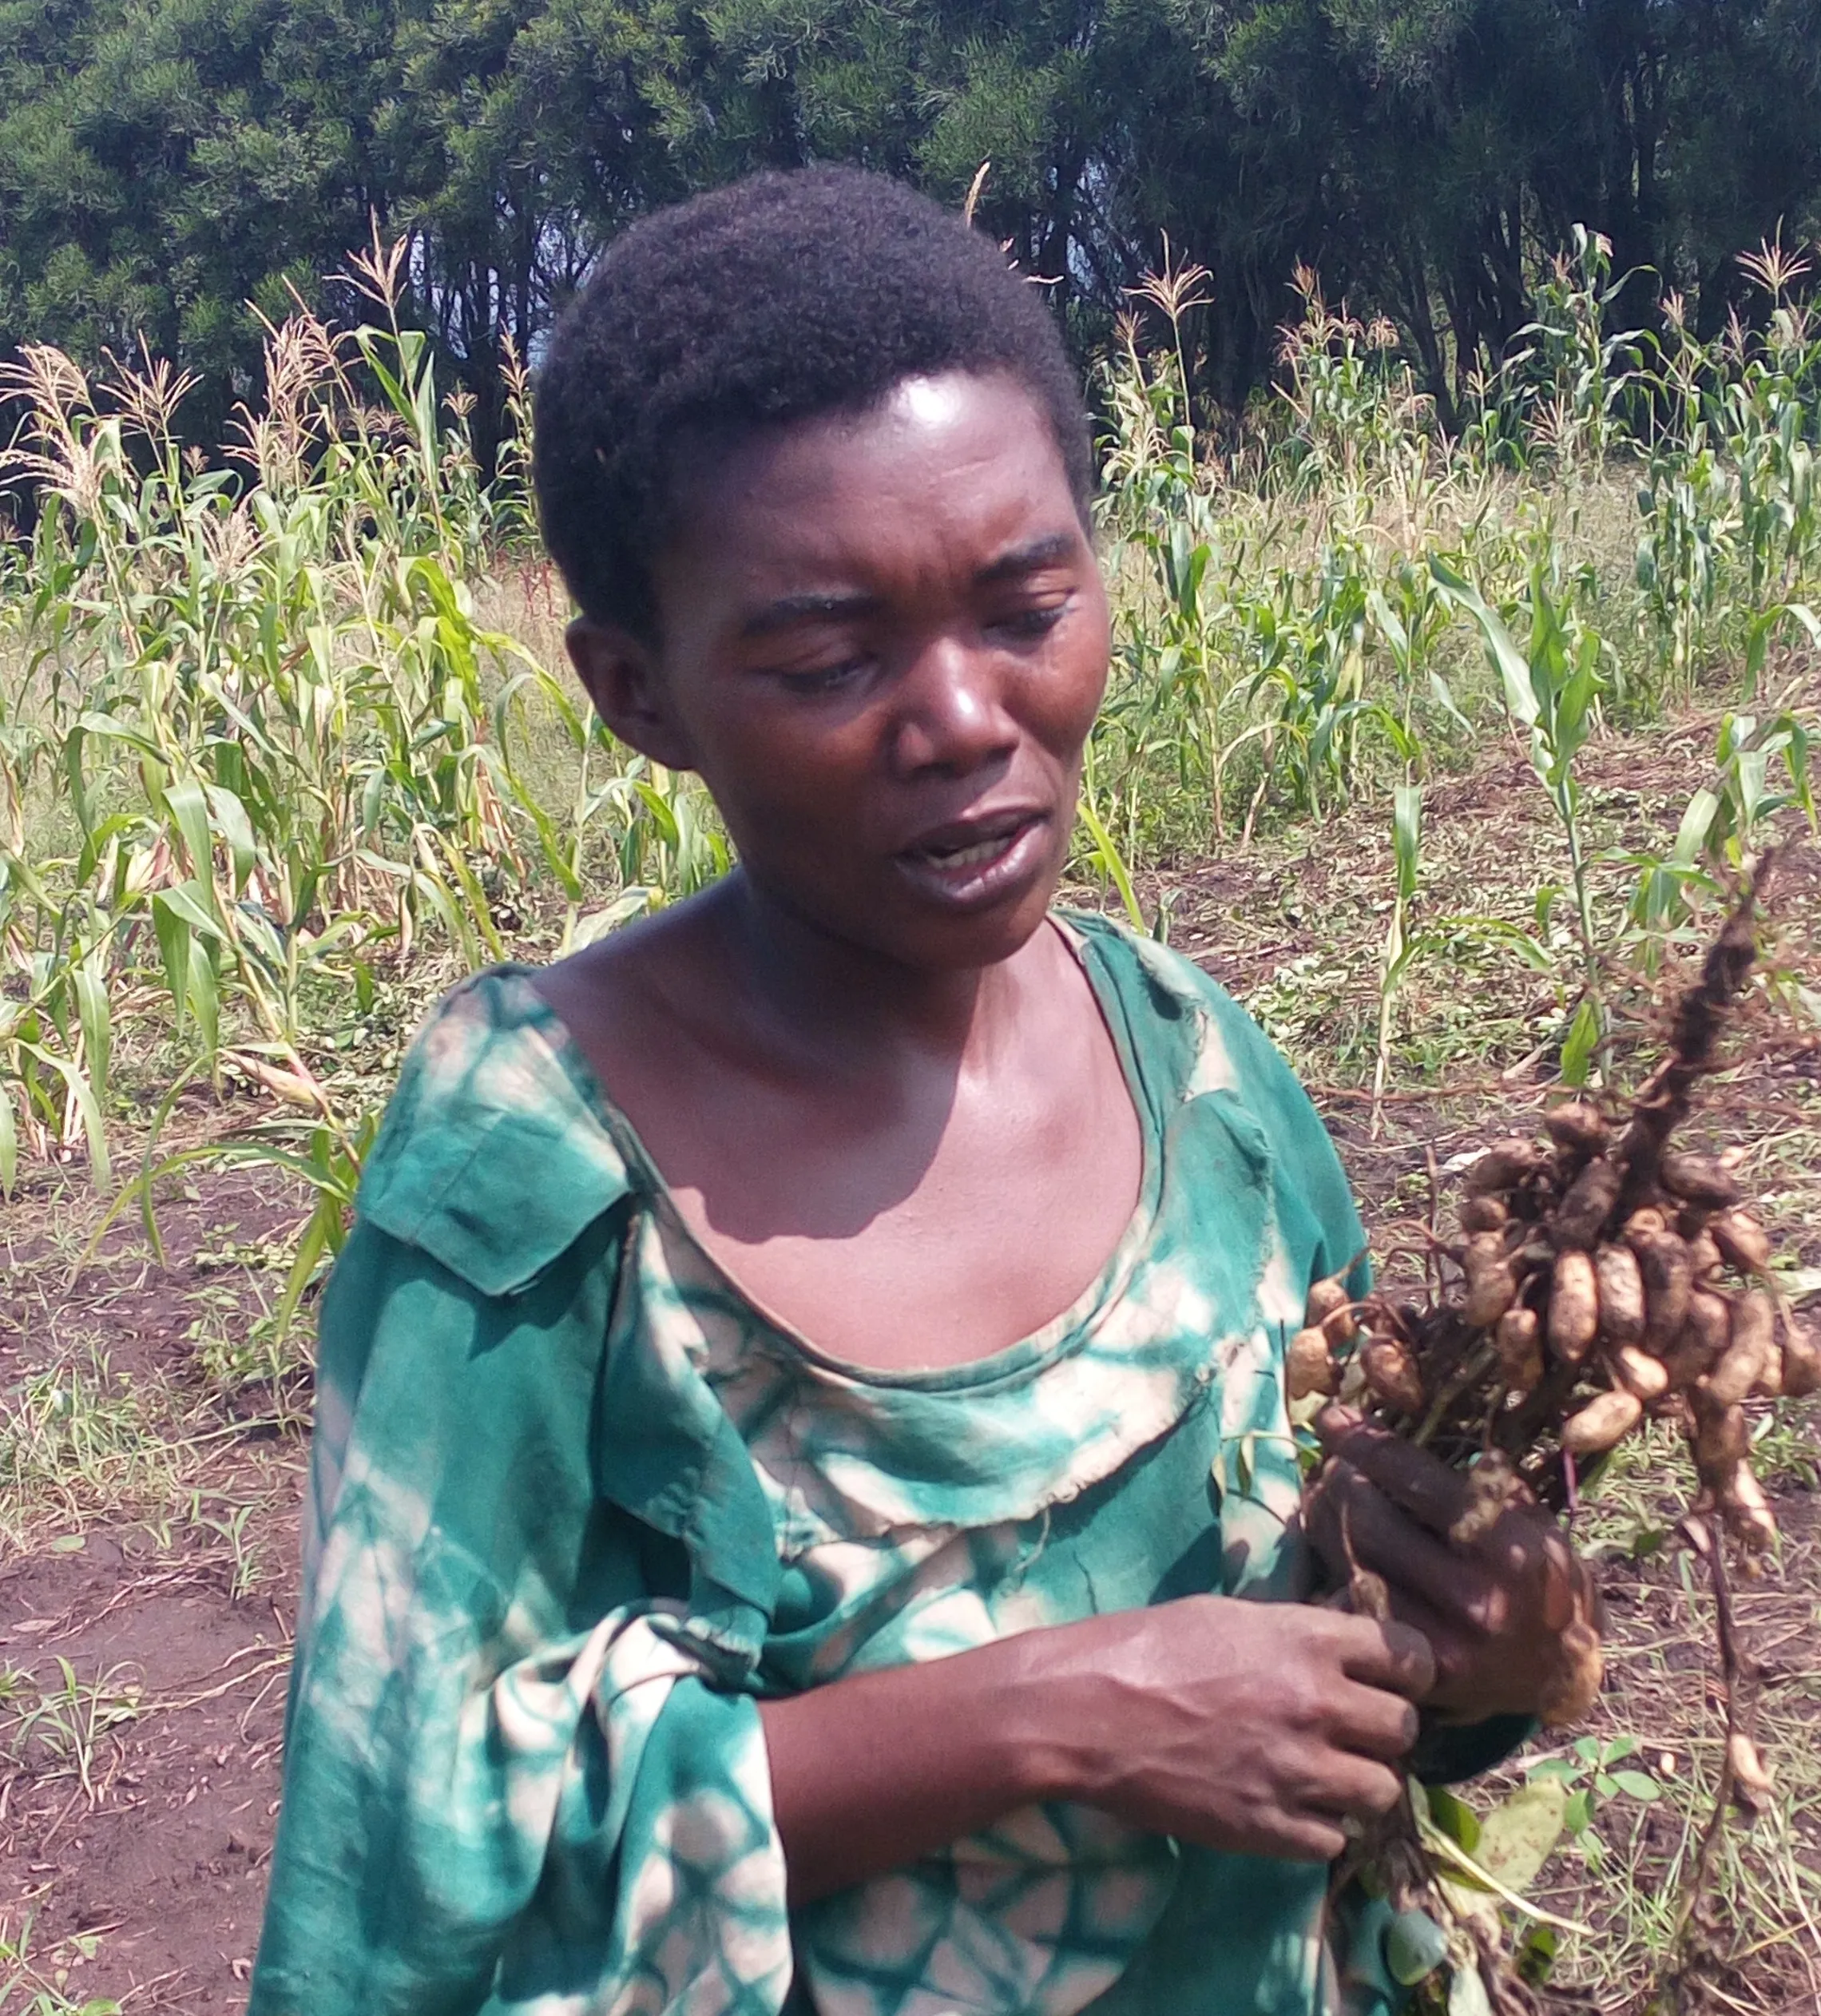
[
  {"x1": 204, "y1": 784, "x2": 259, "y2": 895},
  {"x1": 151, "y1": 898, "x2": 191, "y2": 1030},
  {"x1": 188, "y1": 941, "x2": 220, "y2": 1059},
  {"x1": 1076, "y1": 796, "x2": 1145, "y2": 933},
  {"x1": 157, "y1": 880, "x2": 228, "y2": 941},
  {"x1": 1393, "y1": 782, "x2": 1422, "y2": 903},
  {"x1": 1670, "y1": 788, "x2": 1722, "y2": 867},
  {"x1": 74, "y1": 812, "x2": 137, "y2": 891},
  {"x1": 19, "y1": 1042, "x2": 110, "y2": 1192},
  {"x1": 1561, "y1": 996, "x2": 1601, "y2": 1085},
  {"x1": 274, "y1": 1193, "x2": 340, "y2": 1339},
  {"x1": 1430, "y1": 560, "x2": 1538, "y2": 728},
  {"x1": 632, "y1": 779, "x2": 682, "y2": 849},
  {"x1": 163, "y1": 776, "x2": 216, "y2": 895},
  {"x1": 72, "y1": 710, "x2": 163, "y2": 763},
  {"x1": 72, "y1": 963, "x2": 111, "y2": 1104}
]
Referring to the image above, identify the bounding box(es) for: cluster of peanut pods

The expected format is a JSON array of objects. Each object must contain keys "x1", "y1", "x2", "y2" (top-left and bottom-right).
[{"x1": 1288, "y1": 1099, "x2": 1817, "y2": 1564}]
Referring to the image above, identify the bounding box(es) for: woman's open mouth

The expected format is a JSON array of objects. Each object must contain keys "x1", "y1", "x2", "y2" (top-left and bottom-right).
[{"x1": 894, "y1": 810, "x2": 1049, "y2": 907}]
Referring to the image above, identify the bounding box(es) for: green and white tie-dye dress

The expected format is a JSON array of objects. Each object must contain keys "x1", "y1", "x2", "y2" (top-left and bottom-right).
[{"x1": 247, "y1": 912, "x2": 1514, "y2": 2016}]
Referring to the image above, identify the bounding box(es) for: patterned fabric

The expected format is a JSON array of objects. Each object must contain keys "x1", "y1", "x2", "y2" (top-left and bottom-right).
[{"x1": 248, "y1": 915, "x2": 1379, "y2": 2016}]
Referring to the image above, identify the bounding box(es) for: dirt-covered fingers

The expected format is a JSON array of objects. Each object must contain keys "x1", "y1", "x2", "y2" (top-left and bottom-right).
[
  {"x1": 1308, "y1": 1459, "x2": 1506, "y2": 1629},
  {"x1": 1322, "y1": 1609, "x2": 1437, "y2": 1705},
  {"x1": 1312, "y1": 1405, "x2": 1474, "y2": 1537},
  {"x1": 1324, "y1": 1672, "x2": 1424, "y2": 1762},
  {"x1": 1313, "y1": 1459, "x2": 1602, "y2": 1720},
  {"x1": 1302, "y1": 1747, "x2": 1406, "y2": 1822}
]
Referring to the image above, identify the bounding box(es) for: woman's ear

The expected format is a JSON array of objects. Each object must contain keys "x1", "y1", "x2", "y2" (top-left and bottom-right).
[{"x1": 565, "y1": 617, "x2": 697, "y2": 771}]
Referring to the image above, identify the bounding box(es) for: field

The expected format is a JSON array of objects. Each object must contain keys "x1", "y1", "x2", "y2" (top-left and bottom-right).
[{"x1": 3, "y1": 232, "x2": 1821, "y2": 2011}]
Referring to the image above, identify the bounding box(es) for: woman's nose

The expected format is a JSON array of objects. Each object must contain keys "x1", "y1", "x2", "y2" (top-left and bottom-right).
[{"x1": 887, "y1": 637, "x2": 1018, "y2": 776}]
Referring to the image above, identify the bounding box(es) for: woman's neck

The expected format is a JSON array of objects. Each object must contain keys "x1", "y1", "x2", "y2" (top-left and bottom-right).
[{"x1": 706, "y1": 869, "x2": 1041, "y2": 1079}]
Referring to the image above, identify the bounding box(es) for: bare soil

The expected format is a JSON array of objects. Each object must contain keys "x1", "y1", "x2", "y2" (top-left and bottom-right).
[{"x1": 2, "y1": 1176, "x2": 307, "y2": 2010}]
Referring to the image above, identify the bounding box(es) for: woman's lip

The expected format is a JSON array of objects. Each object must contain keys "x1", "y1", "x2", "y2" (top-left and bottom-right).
[{"x1": 892, "y1": 813, "x2": 1049, "y2": 908}]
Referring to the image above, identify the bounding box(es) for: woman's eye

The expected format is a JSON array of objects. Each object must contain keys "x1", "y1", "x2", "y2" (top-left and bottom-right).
[
  {"x1": 778, "y1": 657, "x2": 868, "y2": 695},
  {"x1": 994, "y1": 602, "x2": 1069, "y2": 641}
]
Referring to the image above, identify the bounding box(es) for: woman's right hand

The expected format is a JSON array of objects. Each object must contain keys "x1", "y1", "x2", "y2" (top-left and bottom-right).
[
  {"x1": 1018, "y1": 1595, "x2": 1434, "y2": 1863},
  {"x1": 763, "y1": 1593, "x2": 1434, "y2": 1902}
]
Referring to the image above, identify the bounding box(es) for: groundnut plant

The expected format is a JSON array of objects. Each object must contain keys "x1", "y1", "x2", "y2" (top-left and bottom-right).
[{"x1": 1288, "y1": 868, "x2": 1804, "y2": 2011}]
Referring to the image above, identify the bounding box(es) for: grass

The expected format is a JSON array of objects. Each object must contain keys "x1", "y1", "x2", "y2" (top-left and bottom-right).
[{"x1": 0, "y1": 1913, "x2": 119, "y2": 2016}]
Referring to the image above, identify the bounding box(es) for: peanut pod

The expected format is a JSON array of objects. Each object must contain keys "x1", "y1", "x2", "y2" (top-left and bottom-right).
[
  {"x1": 1465, "y1": 1139, "x2": 1545, "y2": 1195},
  {"x1": 1706, "y1": 1288, "x2": 1775, "y2": 1406},
  {"x1": 1458, "y1": 1194, "x2": 1508, "y2": 1234},
  {"x1": 1544, "y1": 1101, "x2": 1609, "y2": 1156},
  {"x1": 1685, "y1": 1228, "x2": 1723, "y2": 1280},
  {"x1": 1594, "y1": 1244, "x2": 1645, "y2": 1348},
  {"x1": 1720, "y1": 1460, "x2": 1779, "y2": 1554},
  {"x1": 1360, "y1": 1335, "x2": 1425, "y2": 1415},
  {"x1": 1321, "y1": 1305, "x2": 1359, "y2": 1352},
  {"x1": 1305, "y1": 1276, "x2": 1350, "y2": 1328},
  {"x1": 1462, "y1": 1231, "x2": 1518, "y2": 1328},
  {"x1": 1779, "y1": 1309, "x2": 1821, "y2": 1400},
  {"x1": 1660, "y1": 1288, "x2": 1733, "y2": 1389},
  {"x1": 1660, "y1": 1152, "x2": 1744, "y2": 1212},
  {"x1": 1728, "y1": 1732, "x2": 1775, "y2": 1804},
  {"x1": 1496, "y1": 1307, "x2": 1545, "y2": 1394},
  {"x1": 1554, "y1": 1154, "x2": 1621, "y2": 1249},
  {"x1": 1548, "y1": 1249, "x2": 1600, "y2": 1362},
  {"x1": 1710, "y1": 1208, "x2": 1771, "y2": 1276},
  {"x1": 1610, "y1": 1343, "x2": 1669, "y2": 1402},
  {"x1": 1448, "y1": 1451, "x2": 1527, "y2": 1547},
  {"x1": 1561, "y1": 1387, "x2": 1643, "y2": 1454},
  {"x1": 1689, "y1": 1388, "x2": 1749, "y2": 1474},
  {"x1": 1629, "y1": 1227, "x2": 1692, "y2": 1352},
  {"x1": 1286, "y1": 1326, "x2": 1339, "y2": 1402}
]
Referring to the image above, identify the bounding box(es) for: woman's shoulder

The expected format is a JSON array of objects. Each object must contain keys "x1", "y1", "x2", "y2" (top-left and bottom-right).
[
  {"x1": 1063, "y1": 910, "x2": 1307, "y2": 1113},
  {"x1": 354, "y1": 965, "x2": 636, "y2": 1296}
]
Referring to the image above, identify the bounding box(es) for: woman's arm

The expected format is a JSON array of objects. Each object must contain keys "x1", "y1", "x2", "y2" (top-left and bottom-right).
[{"x1": 763, "y1": 1594, "x2": 1435, "y2": 1904}]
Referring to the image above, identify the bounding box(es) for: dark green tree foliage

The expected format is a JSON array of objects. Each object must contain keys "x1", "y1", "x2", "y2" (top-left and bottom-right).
[{"x1": 2, "y1": 0, "x2": 1819, "y2": 448}]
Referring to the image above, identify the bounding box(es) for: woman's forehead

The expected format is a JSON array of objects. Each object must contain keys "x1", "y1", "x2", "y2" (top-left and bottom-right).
[{"x1": 661, "y1": 371, "x2": 1081, "y2": 577}]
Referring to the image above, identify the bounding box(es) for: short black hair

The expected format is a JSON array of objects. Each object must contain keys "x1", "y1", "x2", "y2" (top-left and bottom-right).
[{"x1": 534, "y1": 165, "x2": 1092, "y2": 642}]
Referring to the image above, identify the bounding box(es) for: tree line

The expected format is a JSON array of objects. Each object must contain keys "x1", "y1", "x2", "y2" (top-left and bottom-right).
[{"x1": 3, "y1": 0, "x2": 1819, "y2": 461}]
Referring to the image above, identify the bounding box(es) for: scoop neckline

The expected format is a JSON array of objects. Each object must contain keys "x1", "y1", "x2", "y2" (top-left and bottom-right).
[{"x1": 497, "y1": 915, "x2": 1168, "y2": 1395}]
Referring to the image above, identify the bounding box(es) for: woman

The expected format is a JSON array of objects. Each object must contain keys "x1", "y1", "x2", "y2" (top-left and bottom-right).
[{"x1": 249, "y1": 166, "x2": 1593, "y2": 2016}]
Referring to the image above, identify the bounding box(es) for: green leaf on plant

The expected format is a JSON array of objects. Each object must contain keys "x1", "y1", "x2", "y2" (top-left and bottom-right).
[
  {"x1": 1385, "y1": 1907, "x2": 1449, "y2": 1986},
  {"x1": 1425, "y1": 1784, "x2": 1482, "y2": 1853},
  {"x1": 1472, "y1": 1776, "x2": 1568, "y2": 1898},
  {"x1": 1514, "y1": 1922, "x2": 1559, "y2": 1986},
  {"x1": 1561, "y1": 996, "x2": 1601, "y2": 1085}
]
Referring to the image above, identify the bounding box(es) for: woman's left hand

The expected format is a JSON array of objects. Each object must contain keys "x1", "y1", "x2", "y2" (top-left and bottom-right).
[{"x1": 1305, "y1": 1405, "x2": 1601, "y2": 1724}]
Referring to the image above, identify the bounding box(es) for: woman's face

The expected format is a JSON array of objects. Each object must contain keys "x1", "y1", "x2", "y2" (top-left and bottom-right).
[{"x1": 567, "y1": 371, "x2": 1110, "y2": 971}]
